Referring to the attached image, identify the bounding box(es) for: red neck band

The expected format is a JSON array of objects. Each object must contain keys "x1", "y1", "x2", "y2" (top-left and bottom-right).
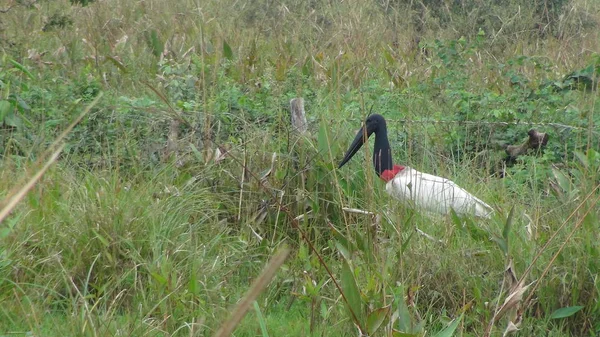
[{"x1": 380, "y1": 165, "x2": 405, "y2": 182}]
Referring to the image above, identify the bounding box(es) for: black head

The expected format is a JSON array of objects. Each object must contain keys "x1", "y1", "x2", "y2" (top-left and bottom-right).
[{"x1": 338, "y1": 114, "x2": 393, "y2": 176}]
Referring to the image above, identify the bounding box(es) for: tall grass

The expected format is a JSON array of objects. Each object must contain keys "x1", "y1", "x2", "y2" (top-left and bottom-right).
[{"x1": 1, "y1": 0, "x2": 599, "y2": 336}]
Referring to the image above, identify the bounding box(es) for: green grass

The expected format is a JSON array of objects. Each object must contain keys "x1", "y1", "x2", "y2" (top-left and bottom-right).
[{"x1": 1, "y1": 0, "x2": 600, "y2": 336}]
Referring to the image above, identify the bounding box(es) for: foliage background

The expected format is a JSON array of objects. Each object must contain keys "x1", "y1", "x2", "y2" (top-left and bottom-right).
[{"x1": 1, "y1": 0, "x2": 599, "y2": 336}]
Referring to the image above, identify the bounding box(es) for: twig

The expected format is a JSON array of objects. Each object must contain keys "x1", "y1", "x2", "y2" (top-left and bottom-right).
[
  {"x1": 0, "y1": 4, "x2": 14, "y2": 13},
  {"x1": 342, "y1": 207, "x2": 374, "y2": 215},
  {"x1": 415, "y1": 227, "x2": 443, "y2": 244},
  {"x1": 237, "y1": 148, "x2": 246, "y2": 222}
]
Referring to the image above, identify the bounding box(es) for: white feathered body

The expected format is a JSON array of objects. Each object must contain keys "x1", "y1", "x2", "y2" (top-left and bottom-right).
[{"x1": 385, "y1": 167, "x2": 493, "y2": 218}]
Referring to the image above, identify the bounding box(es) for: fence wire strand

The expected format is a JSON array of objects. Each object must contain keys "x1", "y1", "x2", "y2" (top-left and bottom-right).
[{"x1": 347, "y1": 118, "x2": 594, "y2": 132}]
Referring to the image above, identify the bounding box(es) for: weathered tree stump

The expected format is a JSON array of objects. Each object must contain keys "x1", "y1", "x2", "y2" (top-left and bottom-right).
[
  {"x1": 505, "y1": 129, "x2": 549, "y2": 161},
  {"x1": 162, "y1": 118, "x2": 180, "y2": 163},
  {"x1": 497, "y1": 129, "x2": 549, "y2": 177}
]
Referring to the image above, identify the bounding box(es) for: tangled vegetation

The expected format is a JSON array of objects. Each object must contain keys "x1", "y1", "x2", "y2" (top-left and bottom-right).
[{"x1": 1, "y1": 0, "x2": 599, "y2": 336}]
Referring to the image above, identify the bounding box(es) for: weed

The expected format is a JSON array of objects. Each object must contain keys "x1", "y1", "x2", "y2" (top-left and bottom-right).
[{"x1": 1, "y1": 0, "x2": 599, "y2": 336}]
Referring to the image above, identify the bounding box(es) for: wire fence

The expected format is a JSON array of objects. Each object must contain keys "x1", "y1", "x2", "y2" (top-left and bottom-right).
[
  {"x1": 339, "y1": 116, "x2": 596, "y2": 134},
  {"x1": 366, "y1": 119, "x2": 593, "y2": 132}
]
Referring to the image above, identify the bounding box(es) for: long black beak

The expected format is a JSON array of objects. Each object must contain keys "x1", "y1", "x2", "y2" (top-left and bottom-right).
[{"x1": 338, "y1": 122, "x2": 375, "y2": 168}]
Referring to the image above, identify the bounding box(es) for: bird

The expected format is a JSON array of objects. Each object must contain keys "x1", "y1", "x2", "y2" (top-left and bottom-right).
[{"x1": 338, "y1": 114, "x2": 493, "y2": 218}]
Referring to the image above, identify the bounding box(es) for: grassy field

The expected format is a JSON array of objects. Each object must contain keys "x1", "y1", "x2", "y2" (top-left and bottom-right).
[{"x1": 1, "y1": 0, "x2": 600, "y2": 336}]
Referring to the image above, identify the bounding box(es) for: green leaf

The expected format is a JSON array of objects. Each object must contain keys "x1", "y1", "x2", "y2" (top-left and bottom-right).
[
  {"x1": 465, "y1": 218, "x2": 488, "y2": 241},
  {"x1": 0, "y1": 100, "x2": 11, "y2": 122},
  {"x1": 223, "y1": 41, "x2": 233, "y2": 61},
  {"x1": 394, "y1": 285, "x2": 412, "y2": 333},
  {"x1": 104, "y1": 55, "x2": 128, "y2": 73},
  {"x1": 400, "y1": 230, "x2": 414, "y2": 255},
  {"x1": 432, "y1": 314, "x2": 463, "y2": 337},
  {"x1": 399, "y1": 212, "x2": 415, "y2": 255},
  {"x1": 503, "y1": 206, "x2": 515, "y2": 241},
  {"x1": 587, "y1": 149, "x2": 599, "y2": 166},
  {"x1": 253, "y1": 301, "x2": 270, "y2": 337},
  {"x1": 383, "y1": 48, "x2": 395, "y2": 64},
  {"x1": 449, "y1": 208, "x2": 462, "y2": 228},
  {"x1": 318, "y1": 121, "x2": 330, "y2": 155},
  {"x1": 9, "y1": 59, "x2": 34, "y2": 79},
  {"x1": 150, "y1": 272, "x2": 168, "y2": 286},
  {"x1": 92, "y1": 229, "x2": 110, "y2": 247},
  {"x1": 552, "y1": 167, "x2": 571, "y2": 194},
  {"x1": 147, "y1": 29, "x2": 163, "y2": 57},
  {"x1": 392, "y1": 331, "x2": 419, "y2": 337},
  {"x1": 188, "y1": 269, "x2": 198, "y2": 295},
  {"x1": 491, "y1": 235, "x2": 508, "y2": 256},
  {"x1": 493, "y1": 205, "x2": 515, "y2": 255},
  {"x1": 330, "y1": 224, "x2": 356, "y2": 255},
  {"x1": 189, "y1": 143, "x2": 203, "y2": 162},
  {"x1": 335, "y1": 241, "x2": 352, "y2": 262},
  {"x1": 3, "y1": 112, "x2": 20, "y2": 128},
  {"x1": 0, "y1": 228, "x2": 10, "y2": 240},
  {"x1": 367, "y1": 305, "x2": 391, "y2": 335},
  {"x1": 320, "y1": 301, "x2": 329, "y2": 319},
  {"x1": 16, "y1": 96, "x2": 31, "y2": 112},
  {"x1": 302, "y1": 57, "x2": 312, "y2": 77},
  {"x1": 550, "y1": 306, "x2": 584, "y2": 319},
  {"x1": 355, "y1": 230, "x2": 368, "y2": 254},
  {"x1": 574, "y1": 151, "x2": 588, "y2": 168},
  {"x1": 341, "y1": 261, "x2": 364, "y2": 327}
]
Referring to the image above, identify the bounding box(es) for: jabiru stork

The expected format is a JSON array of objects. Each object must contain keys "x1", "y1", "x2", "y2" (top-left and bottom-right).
[{"x1": 338, "y1": 114, "x2": 493, "y2": 218}]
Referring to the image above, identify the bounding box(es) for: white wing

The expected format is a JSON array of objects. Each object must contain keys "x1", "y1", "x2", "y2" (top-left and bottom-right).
[{"x1": 385, "y1": 167, "x2": 493, "y2": 218}]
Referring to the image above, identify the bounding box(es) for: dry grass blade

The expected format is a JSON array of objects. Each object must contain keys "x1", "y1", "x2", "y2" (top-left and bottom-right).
[
  {"x1": 0, "y1": 94, "x2": 100, "y2": 224},
  {"x1": 293, "y1": 210, "x2": 312, "y2": 221},
  {"x1": 518, "y1": 183, "x2": 600, "y2": 283},
  {"x1": 142, "y1": 81, "x2": 192, "y2": 127},
  {"x1": 416, "y1": 227, "x2": 443, "y2": 244},
  {"x1": 342, "y1": 207, "x2": 374, "y2": 215},
  {"x1": 42, "y1": 93, "x2": 103, "y2": 163},
  {"x1": 522, "y1": 191, "x2": 600, "y2": 308},
  {"x1": 1, "y1": 93, "x2": 102, "y2": 208},
  {"x1": 0, "y1": 143, "x2": 64, "y2": 224},
  {"x1": 504, "y1": 259, "x2": 518, "y2": 291},
  {"x1": 486, "y1": 185, "x2": 600, "y2": 336},
  {"x1": 492, "y1": 280, "x2": 533, "y2": 323},
  {"x1": 213, "y1": 246, "x2": 290, "y2": 337},
  {"x1": 502, "y1": 321, "x2": 520, "y2": 336}
]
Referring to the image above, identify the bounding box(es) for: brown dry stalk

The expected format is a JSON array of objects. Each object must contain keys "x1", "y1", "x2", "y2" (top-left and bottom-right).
[
  {"x1": 142, "y1": 82, "x2": 192, "y2": 127},
  {"x1": 213, "y1": 247, "x2": 290, "y2": 337}
]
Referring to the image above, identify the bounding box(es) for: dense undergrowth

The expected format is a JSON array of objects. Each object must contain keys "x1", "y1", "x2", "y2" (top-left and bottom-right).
[{"x1": 1, "y1": 0, "x2": 600, "y2": 336}]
